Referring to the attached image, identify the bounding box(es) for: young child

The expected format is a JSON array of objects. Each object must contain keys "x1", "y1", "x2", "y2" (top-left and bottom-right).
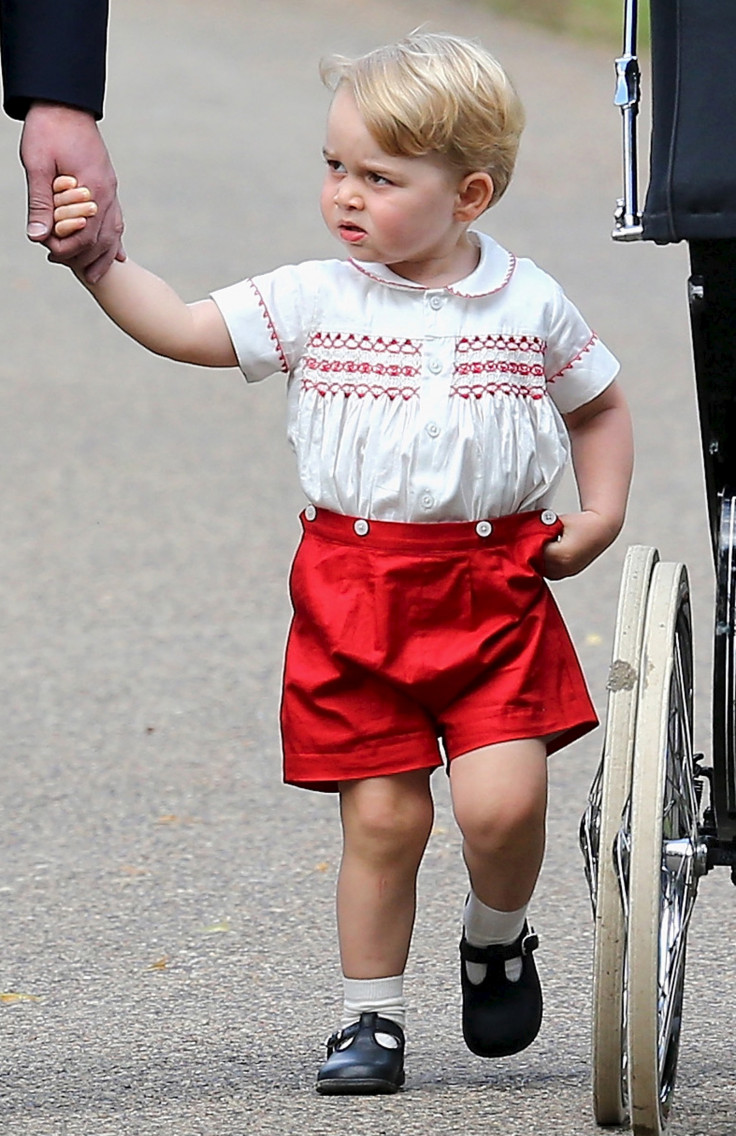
[{"x1": 51, "y1": 31, "x2": 632, "y2": 1095}]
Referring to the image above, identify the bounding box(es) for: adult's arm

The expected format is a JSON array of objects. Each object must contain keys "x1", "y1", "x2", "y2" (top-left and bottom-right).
[
  {"x1": 1, "y1": 0, "x2": 123, "y2": 281},
  {"x1": 21, "y1": 103, "x2": 123, "y2": 280},
  {"x1": 0, "y1": 0, "x2": 108, "y2": 120}
]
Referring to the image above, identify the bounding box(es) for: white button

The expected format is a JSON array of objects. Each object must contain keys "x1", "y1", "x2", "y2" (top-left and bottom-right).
[
  {"x1": 354, "y1": 518, "x2": 370, "y2": 536},
  {"x1": 428, "y1": 358, "x2": 443, "y2": 374},
  {"x1": 426, "y1": 421, "x2": 440, "y2": 438},
  {"x1": 540, "y1": 510, "x2": 558, "y2": 525},
  {"x1": 421, "y1": 494, "x2": 434, "y2": 510},
  {"x1": 475, "y1": 520, "x2": 493, "y2": 538},
  {"x1": 304, "y1": 504, "x2": 317, "y2": 521},
  {"x1": 429, "y1": 294, "x2": 444, "y2": 310}
]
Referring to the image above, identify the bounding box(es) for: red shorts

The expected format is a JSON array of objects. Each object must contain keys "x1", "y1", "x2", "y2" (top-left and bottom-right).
[{"x1": 281, "y1": 508, "x2": 598, "y2": 792}]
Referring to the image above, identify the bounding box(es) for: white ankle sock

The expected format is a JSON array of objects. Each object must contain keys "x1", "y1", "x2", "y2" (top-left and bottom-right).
[
  {"x1": 342, "y1": 974, "x2": 406, "y2": 1037},
  {"x1": 463, "y1": 893, "x2": 528, "y2": 984}
]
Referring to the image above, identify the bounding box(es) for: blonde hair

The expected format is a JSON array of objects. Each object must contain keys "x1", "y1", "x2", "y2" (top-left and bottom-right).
[{"x1": 320, "y1": 32, "x2": 525, "y2": 204}]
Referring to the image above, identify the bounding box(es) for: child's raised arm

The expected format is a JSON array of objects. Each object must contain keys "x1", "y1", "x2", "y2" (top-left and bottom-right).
[{"x1": 52, "y1": 177, "x2": 237, "y2": 368}]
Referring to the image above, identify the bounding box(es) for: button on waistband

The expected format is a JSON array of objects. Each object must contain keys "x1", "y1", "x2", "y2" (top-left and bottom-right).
[
  {"x1": 353, "y1": 519, "x2": 370, "y2": 536},
  {"x1": 475, "y1": 520, "x2": 493, "y2": 538},
  {"x1": 540, "y1": 510, "x2": 558, "y2": 525},
  {"x1": 305, "y1": 504, "x2": 317, "y2": 521}
]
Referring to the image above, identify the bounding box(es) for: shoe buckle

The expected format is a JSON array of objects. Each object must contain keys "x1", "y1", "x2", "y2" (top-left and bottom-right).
[
  {"x1": 325, "y1": 1023, "x2": 359, "y2": 1055},
  {"x1": 521, "y1": 927, "x2": 539, "y2": 954},
  {"x1": 325, "y1": 1028, "x2": 344, "y2": 1054}
]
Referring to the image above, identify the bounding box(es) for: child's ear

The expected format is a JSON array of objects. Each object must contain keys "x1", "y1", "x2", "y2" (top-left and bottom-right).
[{"x1": 455, "y1": 172, "x2": 494, "y2": 220}]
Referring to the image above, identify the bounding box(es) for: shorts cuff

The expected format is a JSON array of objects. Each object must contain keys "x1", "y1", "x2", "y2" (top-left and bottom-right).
[
  {"x1": 445, "y1": 711, "x2": 599, "y2": 761},
  {"x1": 284, "y1": 732, "x2": 443, "y2": 793}
]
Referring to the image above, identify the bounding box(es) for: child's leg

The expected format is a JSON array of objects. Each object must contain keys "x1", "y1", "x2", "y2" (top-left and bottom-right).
[
  {"x1": 337, "y1": 768, "x2": 434, "y2": 982},
  {"x1": 450, "y1": 738, "x2": 547, "y2": 911},
  {"x1": 449, "y1": 739, "x2": 548, "y2": 1058},
  {"x1": 316, "y1": 768, "x2": 434, "y2": 1095}
]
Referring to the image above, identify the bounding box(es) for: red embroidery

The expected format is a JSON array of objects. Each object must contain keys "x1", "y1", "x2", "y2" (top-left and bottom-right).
[
  {"x1": 455, "y1": 334, "x2": 545, "y2": 355},
  {"x1": 548, "y1": 333, "x2": 598, "y2": 381},
  {"x1": 454, "y1": 360, "x2": 545, "y2": 379},
  {"x1": 304, "y1": 356, "x2": 418, "y2": 378},
  {"x1": 301, "y1": 332, "x2": 421, "y2": 399},
  {"x1": 452, "y1": 336, "x2": 546, "y2": 396},
  {"x1": 451, "y1": 382, "x2": 546, "y2": 401},
  {"x1": 302, "y1": 377, "x2": 418, "y2": 400},
  {"x1": 248, "y1": 279, "x2": 288, "y2": 373},
  {"x1": 307, "y1": 332, "x2": 421, "y2": 357}
]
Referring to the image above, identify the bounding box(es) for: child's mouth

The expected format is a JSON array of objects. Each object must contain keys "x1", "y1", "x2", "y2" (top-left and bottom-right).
[{"x1": 338, "y1": 223, "x2": 366, "y2": 243}]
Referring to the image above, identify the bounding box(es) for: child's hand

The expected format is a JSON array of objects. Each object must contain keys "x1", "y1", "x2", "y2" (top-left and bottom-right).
[
  {"x1": 543, "y1": 510, "x2": 619, "y2": 580},
  {"x1": 52, "y1": 175, "x2": 98, "y2": 239}
]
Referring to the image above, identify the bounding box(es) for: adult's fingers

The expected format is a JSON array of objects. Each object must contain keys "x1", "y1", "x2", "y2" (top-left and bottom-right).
[
  {"x1": 21, "y1": 104, "x2": 124, "y2": 274},
  {"x1": 23, "y1": 155, "x2": 56, "y2": 241}
]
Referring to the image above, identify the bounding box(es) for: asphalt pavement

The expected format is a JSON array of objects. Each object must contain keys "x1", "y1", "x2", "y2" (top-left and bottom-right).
[{"x1": 0, "y1": 1, "x2": 733, "y2": 1133}]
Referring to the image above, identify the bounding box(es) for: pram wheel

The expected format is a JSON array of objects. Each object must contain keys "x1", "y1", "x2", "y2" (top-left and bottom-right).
[
  {"x1": 581, "y1": 545, "x2": 658, "y2": 1126},
  {"x1": 712, "y1": 490, "x2": 736, "y2": 842},
  {"x1": 627, "y1": 561, "x2": 703, "y2": 1136}
]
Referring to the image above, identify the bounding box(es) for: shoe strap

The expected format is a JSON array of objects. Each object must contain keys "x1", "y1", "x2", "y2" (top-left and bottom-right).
[
  {"x1": 325, "y1": 1012, "x2": 404, "y2": 1054},
  {"x1": 461, "y1": 928, "x2": 539, "y2": 963},
  {"x1": 325, "y1": 1020, "x2": 360, "y2": 1054}
]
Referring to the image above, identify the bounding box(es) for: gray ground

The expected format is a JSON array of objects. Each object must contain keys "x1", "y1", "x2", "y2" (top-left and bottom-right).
[{"x1": 0, "y1": 1, "x2": 733, "y2": 1133}]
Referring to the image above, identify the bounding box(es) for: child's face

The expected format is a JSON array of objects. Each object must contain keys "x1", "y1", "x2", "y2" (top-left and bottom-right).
[{"x1": 320, "y1": 85, "x2": 471, "y2": 283}]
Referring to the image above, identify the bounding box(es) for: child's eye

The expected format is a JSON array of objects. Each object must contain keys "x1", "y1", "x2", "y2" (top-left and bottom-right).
[
  {"x1": 368, "y1": 172, "x2": 392, "y2": 186},
  {"x1": 326, "y1": 158, "x2": 346, "y2": 174}
]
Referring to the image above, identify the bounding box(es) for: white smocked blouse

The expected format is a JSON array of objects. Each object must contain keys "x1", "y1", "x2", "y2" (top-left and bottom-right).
[{"x1": 211, "y1": 231, "x2": 619, "y2": 523}]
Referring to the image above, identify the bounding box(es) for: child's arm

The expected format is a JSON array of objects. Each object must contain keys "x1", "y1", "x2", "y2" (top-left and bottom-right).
[
  {"x1": 544, "y1": 379, "x2": 633, "y2": 579},
  {"x1": 52, "y1": 176, "x2": 237, "y2": 368}
]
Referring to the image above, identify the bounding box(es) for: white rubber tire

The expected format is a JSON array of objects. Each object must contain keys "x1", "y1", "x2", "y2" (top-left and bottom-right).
[
  {"x1": 627, "y1": 561, "x2": 696, "y2": 1136},
  {"x1": 592, "y1": 545, "x2": 658, "y2": 1126}
]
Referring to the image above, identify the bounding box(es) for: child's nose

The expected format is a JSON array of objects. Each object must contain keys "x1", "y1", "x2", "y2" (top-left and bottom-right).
[{"x1": 334, "y1": 178, "x2": 363, "y2": 209}]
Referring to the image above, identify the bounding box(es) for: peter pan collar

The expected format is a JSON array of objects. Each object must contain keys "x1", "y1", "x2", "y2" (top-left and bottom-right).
[{"x1": 348, "y1": 231, "x2": 516, "y2": 298}]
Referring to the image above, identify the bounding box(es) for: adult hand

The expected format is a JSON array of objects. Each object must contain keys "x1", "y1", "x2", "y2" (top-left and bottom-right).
[{"x1": 21, "y1": 101, "x2": 125, "y2": 283}]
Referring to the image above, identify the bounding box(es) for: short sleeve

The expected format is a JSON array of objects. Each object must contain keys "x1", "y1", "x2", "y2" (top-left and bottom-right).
[
  {"x1": 210, "y1": 262, "x2": 318, "y2": 383},
  {"x1": 544, "y1": 284, "x2": 620, "y2": 414}
]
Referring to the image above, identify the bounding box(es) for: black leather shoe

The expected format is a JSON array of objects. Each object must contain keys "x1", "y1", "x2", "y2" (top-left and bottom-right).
[
  {"x1": 316, "y1": 1011, "x2": 405, "y2": 1095},
  {"x1": 460, "y1": 923, "x2": 543, "y2": 1057}
]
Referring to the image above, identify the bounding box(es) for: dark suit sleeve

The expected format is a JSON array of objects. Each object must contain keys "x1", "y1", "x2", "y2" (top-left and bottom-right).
[{"x1": 0, "y1": 0, "x2": 109, "y2": 120}]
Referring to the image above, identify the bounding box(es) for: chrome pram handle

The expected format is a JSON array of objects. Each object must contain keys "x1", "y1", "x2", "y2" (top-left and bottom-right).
[{"x1": 612, "y1": 0, "x2": 644, "y2": 240}]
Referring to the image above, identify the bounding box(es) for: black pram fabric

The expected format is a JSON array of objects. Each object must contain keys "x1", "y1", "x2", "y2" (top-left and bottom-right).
[{"x1": 643, "y1": 0, "x2": 736, "y2": 243}]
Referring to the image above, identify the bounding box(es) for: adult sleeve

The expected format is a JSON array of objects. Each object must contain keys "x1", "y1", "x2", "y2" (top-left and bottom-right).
[{"x1": 1, "y1": 0, "x2": 109, "y2": 120}]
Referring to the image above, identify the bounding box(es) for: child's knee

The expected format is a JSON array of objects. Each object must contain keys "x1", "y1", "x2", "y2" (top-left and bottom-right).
[
  {"x1": 450, "y1": 741, "x2": 547, "y2": 856},
  {"x1": 457, "y1": 791, "x2": 546, "y2": 858},
  {"x1": 340, "y1": 773, "x2": 434, "y2": 861}
]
